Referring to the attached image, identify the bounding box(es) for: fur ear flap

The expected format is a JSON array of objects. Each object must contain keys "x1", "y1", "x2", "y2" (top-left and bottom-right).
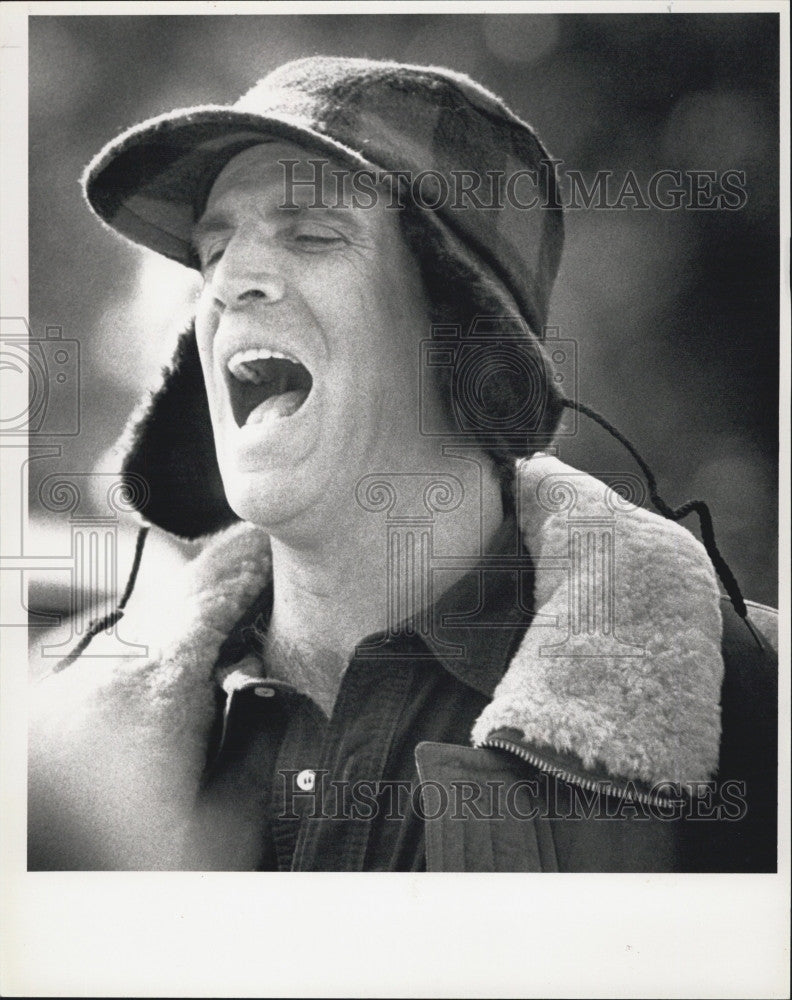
[{"x1": 119, "y1": 324, "x2": 239, "y2": 539}]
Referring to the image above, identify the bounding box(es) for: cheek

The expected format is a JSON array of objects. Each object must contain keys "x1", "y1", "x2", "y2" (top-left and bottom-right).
[
  {"x1": 193, "y1": 299, "x2": 221, "y2": 400},
  {"x1": 322, "y1": 261, "x2": 428, "y2": 370},
  {"x1": 368, "y1": 280, "x2": 431, "y2": 389}
]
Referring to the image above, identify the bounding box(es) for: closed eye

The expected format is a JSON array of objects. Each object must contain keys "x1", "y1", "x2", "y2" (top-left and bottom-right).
[
  {"x1": 202, "y1": 246, "x2": 226, "y2": 271},
  {"x1": 193, "y1": 219, "x2": 350, "y2": 277},
  {"x1": 290, "y1": 222, "x2": 348, "y2": 251},
  {"x1": 193, "y1": 238, "x2": 229, "y2": 277}
]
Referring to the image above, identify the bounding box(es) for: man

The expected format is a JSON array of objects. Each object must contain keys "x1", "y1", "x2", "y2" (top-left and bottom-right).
[{"x1": 28, "y1": 56, "x2": 777, "y2": 871}]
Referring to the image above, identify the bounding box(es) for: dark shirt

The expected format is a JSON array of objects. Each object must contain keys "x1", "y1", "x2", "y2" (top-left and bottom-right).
[{"x1": 199, "y1": 513, "x2": 535, "y2": 871}]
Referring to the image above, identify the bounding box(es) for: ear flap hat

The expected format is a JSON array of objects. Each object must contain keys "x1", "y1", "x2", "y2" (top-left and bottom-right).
[
  {"x1": 83, "y1": 55, "x2": 566, "y2": 540},
  {"x1": 66, "y1": 55, "x2": 758, "y2": 673}
]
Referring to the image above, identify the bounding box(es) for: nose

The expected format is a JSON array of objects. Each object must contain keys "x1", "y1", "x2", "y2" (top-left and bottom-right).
[{"x1": 208, "y1": 232, "x2": 287, "y2": 310}]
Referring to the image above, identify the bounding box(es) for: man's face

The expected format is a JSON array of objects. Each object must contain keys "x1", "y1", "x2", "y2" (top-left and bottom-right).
[{"x1": 193, "y1": 141, "x2": 448, "y2": 538}]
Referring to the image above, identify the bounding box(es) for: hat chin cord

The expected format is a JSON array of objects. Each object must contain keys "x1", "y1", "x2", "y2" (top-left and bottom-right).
[
  {"x1": 563, "y1": 398, "x2": 764, "y2": 651},
  {"x1": 50, "y1": 401, "x2": 763, "y2": 672},
  {"x1": 52, "y1": 524, "x2": 150, "y2": 673}
]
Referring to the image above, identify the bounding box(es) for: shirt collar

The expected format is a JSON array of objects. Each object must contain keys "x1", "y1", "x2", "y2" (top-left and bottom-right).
[
  {"x1": 215, "y1": 512, "x2": 533, "y2": 701},
  {"x1": 418, "y1": 509, "x2": 534, "y2": 697}
]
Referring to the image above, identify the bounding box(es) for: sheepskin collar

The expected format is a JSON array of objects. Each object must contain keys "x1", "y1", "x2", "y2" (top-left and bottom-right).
[
  {"x1": 30, "y1": 455, "x2": 726, "y2": 868},
  {"x1": 474, "y1": 455, "x2": 724, "y2": 788},
  {"x1": 161, "y1": 454, "x2": 723, "y2": 789}
]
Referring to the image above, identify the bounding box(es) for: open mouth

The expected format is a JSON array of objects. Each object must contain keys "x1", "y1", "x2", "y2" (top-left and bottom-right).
[{"x1": 226, "y1": 348, "x2": 313, "y2": 428}]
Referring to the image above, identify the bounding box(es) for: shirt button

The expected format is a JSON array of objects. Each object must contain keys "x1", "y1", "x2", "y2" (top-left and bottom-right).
[
  {"x1": 253, "y1": 686, "x2": 275, "y2": 698},
  {"x1": 296, "y1": 769, "x2": 316, "y2": 792}
]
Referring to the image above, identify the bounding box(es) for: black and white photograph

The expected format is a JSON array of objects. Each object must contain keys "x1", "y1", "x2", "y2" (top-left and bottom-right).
[{"x1": 1, "y1": 2, "x2": 789, "y2": 997}]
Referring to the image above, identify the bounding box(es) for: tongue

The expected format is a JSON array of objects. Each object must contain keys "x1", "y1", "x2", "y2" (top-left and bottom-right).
[
  {"x1": 234, "y1": 357, "x2": 312, "y2": 427},
  {"x1": 246, "y1": 387, "x2": 310, "y2": 426}
]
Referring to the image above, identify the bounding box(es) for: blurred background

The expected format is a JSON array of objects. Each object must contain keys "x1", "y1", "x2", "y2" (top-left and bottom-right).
[{"x1": 25, "y1": 11, "x2": 779, "y2": 639}]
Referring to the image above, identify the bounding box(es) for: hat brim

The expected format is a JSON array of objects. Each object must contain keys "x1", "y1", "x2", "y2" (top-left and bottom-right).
[
  {"x1": 84, "y1": 103, "x2": 555, "y2": 337},
  {"x1": 84, "y1": 107, "x2": 378, "y2": 267}
]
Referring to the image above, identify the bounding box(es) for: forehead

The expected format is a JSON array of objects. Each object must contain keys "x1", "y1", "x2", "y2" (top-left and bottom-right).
[
  {"x1": 200, "y1": 140, "x2": 377, "y2": 222},
  {"x1": 205, "y1": 140, "x2": 315, "y2": 204}
]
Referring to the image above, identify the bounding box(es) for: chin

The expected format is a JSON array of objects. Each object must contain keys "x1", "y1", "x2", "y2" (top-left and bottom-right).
[{"x1": 220, "y1": 464, "x2": 320, "y2": 535}]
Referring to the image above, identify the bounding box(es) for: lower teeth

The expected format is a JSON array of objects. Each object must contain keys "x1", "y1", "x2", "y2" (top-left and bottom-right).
[{"x1": 245, "y1": 388, "x2": 309, "y2": 426}]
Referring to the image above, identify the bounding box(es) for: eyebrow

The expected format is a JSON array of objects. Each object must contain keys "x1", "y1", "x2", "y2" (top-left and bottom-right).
[
  {"x1": 191, "y1": 216, "x2": 232, "y2": 245},
  {"x1": 191, "y1": 203, "x2": 365, "y2": 247}
]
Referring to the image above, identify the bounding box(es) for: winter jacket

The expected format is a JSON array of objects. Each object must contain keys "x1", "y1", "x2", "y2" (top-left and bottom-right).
[{"x1": 28, "y1": 455, "x2": 778, "y2": 871}]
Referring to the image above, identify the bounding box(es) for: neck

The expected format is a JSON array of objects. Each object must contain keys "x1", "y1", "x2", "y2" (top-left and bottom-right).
[{"x1": 262, "y1": 452, "x2": 505, "y2": 713}]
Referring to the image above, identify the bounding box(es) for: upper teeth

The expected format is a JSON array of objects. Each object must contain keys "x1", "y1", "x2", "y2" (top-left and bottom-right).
[{"x1": 227, "y1": 347, "x2": 299, "y2": 383}]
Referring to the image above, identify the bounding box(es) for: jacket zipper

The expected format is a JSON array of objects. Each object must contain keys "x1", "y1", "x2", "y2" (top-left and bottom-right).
[{"x1": 478, "y1": 736, "x2": 675, "y2": 809}]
